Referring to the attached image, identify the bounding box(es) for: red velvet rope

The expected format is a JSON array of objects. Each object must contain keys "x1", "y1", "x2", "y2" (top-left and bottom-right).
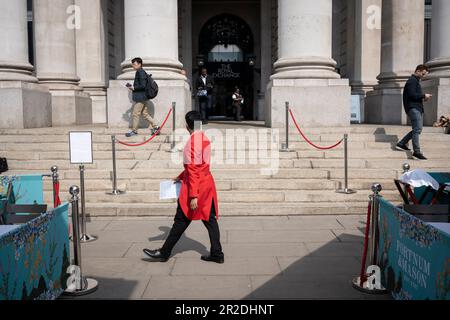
[
  {"x1": 359, "y1": 202, "x2": 372, "y2": 287},
  {"x1": 117, "y1": 107, "x2": 173, "y2": 147},
  {"x1": 53, "y1": 181, "x2": 61, "y2": 208},
  {"x1": 289, "y1": 109, "x2": 344, "y2": 150}
]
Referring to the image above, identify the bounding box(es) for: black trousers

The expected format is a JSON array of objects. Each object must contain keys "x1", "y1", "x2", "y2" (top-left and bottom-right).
[
  {"x1": 160, "y1": 200, "x2": 223, "y2": 258},
  {"x1": 199, "y1": 96, "x2": 212, "y2": 121}
]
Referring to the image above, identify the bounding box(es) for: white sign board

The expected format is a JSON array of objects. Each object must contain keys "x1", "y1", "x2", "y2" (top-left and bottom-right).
[
  {"x1": 160, "y1": 181, "x2": 181, "y2": 200},
  {"x1": 69, "y1": 132, "x2": 93, "y2": 164}
]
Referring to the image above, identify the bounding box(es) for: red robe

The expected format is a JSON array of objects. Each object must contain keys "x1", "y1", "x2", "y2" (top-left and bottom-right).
[{"x1": 176, "y1": 131, "x2": 219, "y2": 221}]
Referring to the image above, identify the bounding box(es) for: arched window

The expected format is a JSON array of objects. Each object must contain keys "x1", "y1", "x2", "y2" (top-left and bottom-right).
[{"x1": 208, "y1": 44, "x2": 244, "y2": 62}]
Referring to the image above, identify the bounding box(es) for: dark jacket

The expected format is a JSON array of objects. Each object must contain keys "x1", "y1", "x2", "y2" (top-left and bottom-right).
[
  {"x1": 403, "y1": 75, "x2": 425, "y2": 114},
  {"x1": 133, "y1": 68, "x2": 149, "y2": 103},
  {"x1": 196, "y1": 75, "x2": 214, "y2": 96}
]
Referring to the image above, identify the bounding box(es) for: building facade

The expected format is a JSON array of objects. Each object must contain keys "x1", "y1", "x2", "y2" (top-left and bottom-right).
[{"x1": 0, "y1": 0, "x2": 448, "y2": 129}]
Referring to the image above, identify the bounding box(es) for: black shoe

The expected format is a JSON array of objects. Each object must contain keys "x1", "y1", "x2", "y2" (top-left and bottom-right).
[
  {"x1": 201, "y1": 254, "x2": 224, "y2": 264},
  {"x1": 152, "y1": 126, "x2": 161, "y2": 136},
  {"x1": 143, "y1": 249, "x2": 169, "y2": 262},
  {"x1": 396, "y1": 143, "x2": 410, "y2": 151},
  {"x1": 125, "y1": 130, "x2": 138, "y2": 138},
  {"x1": 412, "y1": 153, "x2": 428, "y2": 160}
]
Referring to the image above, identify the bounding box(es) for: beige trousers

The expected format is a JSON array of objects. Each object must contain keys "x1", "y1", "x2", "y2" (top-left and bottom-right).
[{"x1": 132, "y1": 102, "x2": 157, "y2": 131}]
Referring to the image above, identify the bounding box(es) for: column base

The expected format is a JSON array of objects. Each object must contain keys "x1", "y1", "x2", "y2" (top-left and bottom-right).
[
  {"x1": 84, "y1": 87, "x2": 107, "y2": 124},
  {"x1": 422, "y1": 77, "x2": 450, "y2": 126},
  {"x1": 266, "y1": 78, "x2": 351, "y2": 128},
  {"x1": 365, "y1": 87, "x2": 408, "y2": 125},
  {"x1": 0, "y1": 82, "x2": 51, "y2": 129},
  {"x1": 50, "y1": 90, "x2": 92, "y2": 126},
  {"x1": 107, "y1": 80, "x2": 191, "y2": 129}
]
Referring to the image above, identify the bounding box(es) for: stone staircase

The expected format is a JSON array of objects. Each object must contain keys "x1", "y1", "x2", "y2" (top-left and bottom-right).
[{"x1": 1, "y1": 122, "x2": 449, "y2": 217}]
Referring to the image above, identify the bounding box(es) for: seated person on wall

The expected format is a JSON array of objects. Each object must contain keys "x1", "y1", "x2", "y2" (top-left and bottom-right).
[{"x1": 125, "y1": 57, "x2": 161, "y2": 138}]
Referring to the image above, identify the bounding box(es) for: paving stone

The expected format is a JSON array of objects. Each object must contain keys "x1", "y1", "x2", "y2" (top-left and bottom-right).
[
  {"x1": 82, "y1": 257, "x2": 174, "y2": 277},
  {"x1": 171, "y1": 257, "x2": 281, "y2": 276},
  {"x1": 262, "y1": 216, "x2": 344, "y2": 230},
  {"x1": 276, "y1": 256, "x2": 360, "y2": 276},
  {"x1": 228, "y1": 230, "x2": 338, "y2": 243},
  {"x1": 67, "y1": 276, "x2": 151, "y2": 300},
  {"x1": 248, "y1": 275, "x2": 369, "y2": 300},
  {"x1": 81, "y1": 243, "x2": 133, "y2": 258},
  {"x1": 142, "y1": 276, "x2": 252, "y2": 300},
  {"x1": 304, "y1": 242, "x2": 364, "y2": 257}
]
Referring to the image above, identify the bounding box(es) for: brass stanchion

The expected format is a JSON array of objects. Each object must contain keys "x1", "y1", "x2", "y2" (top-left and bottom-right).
[
  {"x1": 63, "y1": 186, "x2": 98, "y2": 296},
  {"x1": 106, "y1": 135, "x2": 125, "y2": 195},
  {"x1": 352, "y1": 184, "x2": 387, "y2": 294},
  {"x1": 336, "y1": 134, "x2": 356, "y2": 194},
  {"x1": 79, "y1": 165, "x2": 97, "y2": 243},
  {"x1": 280, "y1": 102, "x2": 291, "y2": 152}
]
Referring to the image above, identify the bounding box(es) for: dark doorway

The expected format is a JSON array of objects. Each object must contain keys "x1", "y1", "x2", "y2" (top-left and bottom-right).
[{"x1": 198, "y1": 14, "x2": 255, "y2": 121}]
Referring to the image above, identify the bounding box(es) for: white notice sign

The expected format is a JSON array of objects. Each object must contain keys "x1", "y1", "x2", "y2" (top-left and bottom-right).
[
  {"x1": 69, "y1": 132, "x2": 93, "y2": 164},
  {"x1": 160, "y1": 181, "x2": 181, "y2": 200}
]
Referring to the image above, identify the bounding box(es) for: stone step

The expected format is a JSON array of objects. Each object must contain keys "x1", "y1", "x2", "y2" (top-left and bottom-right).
[
  {"x1": 80, "y1": 201, "x2": 383, "y2": 217},
  {"x1": 0, "y1": 124, "x2": 446, "y2": 135},
  {"x1": 45, "y1": 189, "x2": 401, "y2": 205}
]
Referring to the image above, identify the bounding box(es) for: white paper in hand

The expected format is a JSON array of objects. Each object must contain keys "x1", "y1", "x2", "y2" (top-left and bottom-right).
[{"x1": 160, "y1": 181, "x2": 181, "y2": 200}]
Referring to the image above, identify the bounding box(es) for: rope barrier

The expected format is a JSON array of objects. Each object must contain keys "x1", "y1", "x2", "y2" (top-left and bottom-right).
[
  {"x1": 117, "y1": 107, "x2": 173, "y2": 147},
  {"x1": 53, "y1": 181, "x2": 61, "y2": 208},
  {"x1": 359, "y1": 202, "x2": 372, "y2": 287},
  {"x1": 288, "y1": 108, "x2": 344, "y2": 150}
]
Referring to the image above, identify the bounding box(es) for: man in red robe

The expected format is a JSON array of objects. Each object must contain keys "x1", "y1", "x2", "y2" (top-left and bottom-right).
[{"x1": 143, "y1": 111, "x2": 224, "y2": 263}]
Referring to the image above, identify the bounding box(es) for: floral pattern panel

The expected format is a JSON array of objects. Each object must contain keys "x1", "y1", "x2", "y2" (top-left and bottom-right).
[
  {"x1": 0, "y1": 203, "x2": 70, "y2": 300},
  {"x1": 378, "y1": 198, "x2": 450, "y2": 300}
]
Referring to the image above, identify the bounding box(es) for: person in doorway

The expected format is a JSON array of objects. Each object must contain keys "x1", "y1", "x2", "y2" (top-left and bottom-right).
[
  {"x1": 125, "y1": 57, "x2": 160, "y2": 137},
  {"x1": 143, "y1": 111, "x2": 224, "y2": 264},
  {"x1": 396, "y1": 65, "x2": 433, "y2": 160},
  {"x1": 196, "y1": 68, "x2": 214, "y2": 125},
  {"x1": 232, "y1": 87, "x2": 244, "y2": 122}
]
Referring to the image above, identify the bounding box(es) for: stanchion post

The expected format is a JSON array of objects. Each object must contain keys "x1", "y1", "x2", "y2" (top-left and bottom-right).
[
  {"x1": 106, "y1": 135, "x2": 125, "y2": 195},
  {"x1": 402, "y1": 163, "x2": 410, "y2": 200},
  {"x1": 170, "y1": 102, "x2": 177, "y2": 153},
  {"x1": 79, "y1": 165, "x2": 97, "y2": 243},
  {"x1": 336, "y1": 134, "x2": 356, "y2": 194},
  {"x1": 351, "y1": 183, "x2": 387, "y2": 294},
  {"x1": 280, "y1": 102, "x2": 290, "y2": 152},
  {"x1": 51, "y1": 165, "x2": 59, "y2": 208},
  {"x1": 369, "y1": 184, "x2": 382, "y2": 266},
  {"x1": 64, "y1": 186, "x2": 98, "y2": 296}
]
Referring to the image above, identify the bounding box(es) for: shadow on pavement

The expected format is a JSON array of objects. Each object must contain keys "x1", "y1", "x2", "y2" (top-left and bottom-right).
[{"x1": 245, "y1": 232, "x2": 392, "y2": 300}]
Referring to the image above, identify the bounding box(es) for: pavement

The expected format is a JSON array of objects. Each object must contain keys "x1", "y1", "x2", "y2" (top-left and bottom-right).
[{"x1": 63, "y1": 215, "x2": 392, "y2": 300}]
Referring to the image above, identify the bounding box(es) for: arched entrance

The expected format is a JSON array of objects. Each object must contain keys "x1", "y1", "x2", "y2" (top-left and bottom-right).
[{"x1": 198, "y1": 14, "x2": 255, "y2": 121}]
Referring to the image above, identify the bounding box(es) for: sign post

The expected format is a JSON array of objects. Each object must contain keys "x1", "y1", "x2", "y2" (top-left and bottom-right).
[{"x1": 69, "y1": 132, "x2": 97, "y2": 243}]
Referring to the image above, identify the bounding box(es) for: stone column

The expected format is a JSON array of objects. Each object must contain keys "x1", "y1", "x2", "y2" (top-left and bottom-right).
[
  {"x1": 107, "y1": 0, "x2": 190, "y2": 129},
  {"x1": 365, "y1": 0, "x2": 425, "y2": 124},
  {"x1": 422, "y1": 0, "x2": 450, "y2": 126},
  {"x1": 348, "y1": 0, "x2": 382, "y2": 123},
  {"x1": 267, "y1": 0, "x2": 351, "y2": 128},
  {"x1": 0, "y1": 0, "x2": 51, "y2": 129},
  {"x1": 34, "y1": 0, "x2": 92, "y2": 126},
  {"x1": 258, "y1": 0, "x2": 272, "y2": 121},
  {"x1": 75, "y1": 0, "x2": 108, "y2": 124}
]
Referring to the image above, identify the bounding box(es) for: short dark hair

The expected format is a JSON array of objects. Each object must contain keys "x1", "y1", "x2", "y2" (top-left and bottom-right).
[
  {"x1": 132, "y1": 57, "x2": 143, "y2": 65},
  {"x1": 185, "y1": 111, "x2": 202, "y2": 130},
  {"x1": 415, "y1": 64, "x2": 429, "y2": 73}
]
